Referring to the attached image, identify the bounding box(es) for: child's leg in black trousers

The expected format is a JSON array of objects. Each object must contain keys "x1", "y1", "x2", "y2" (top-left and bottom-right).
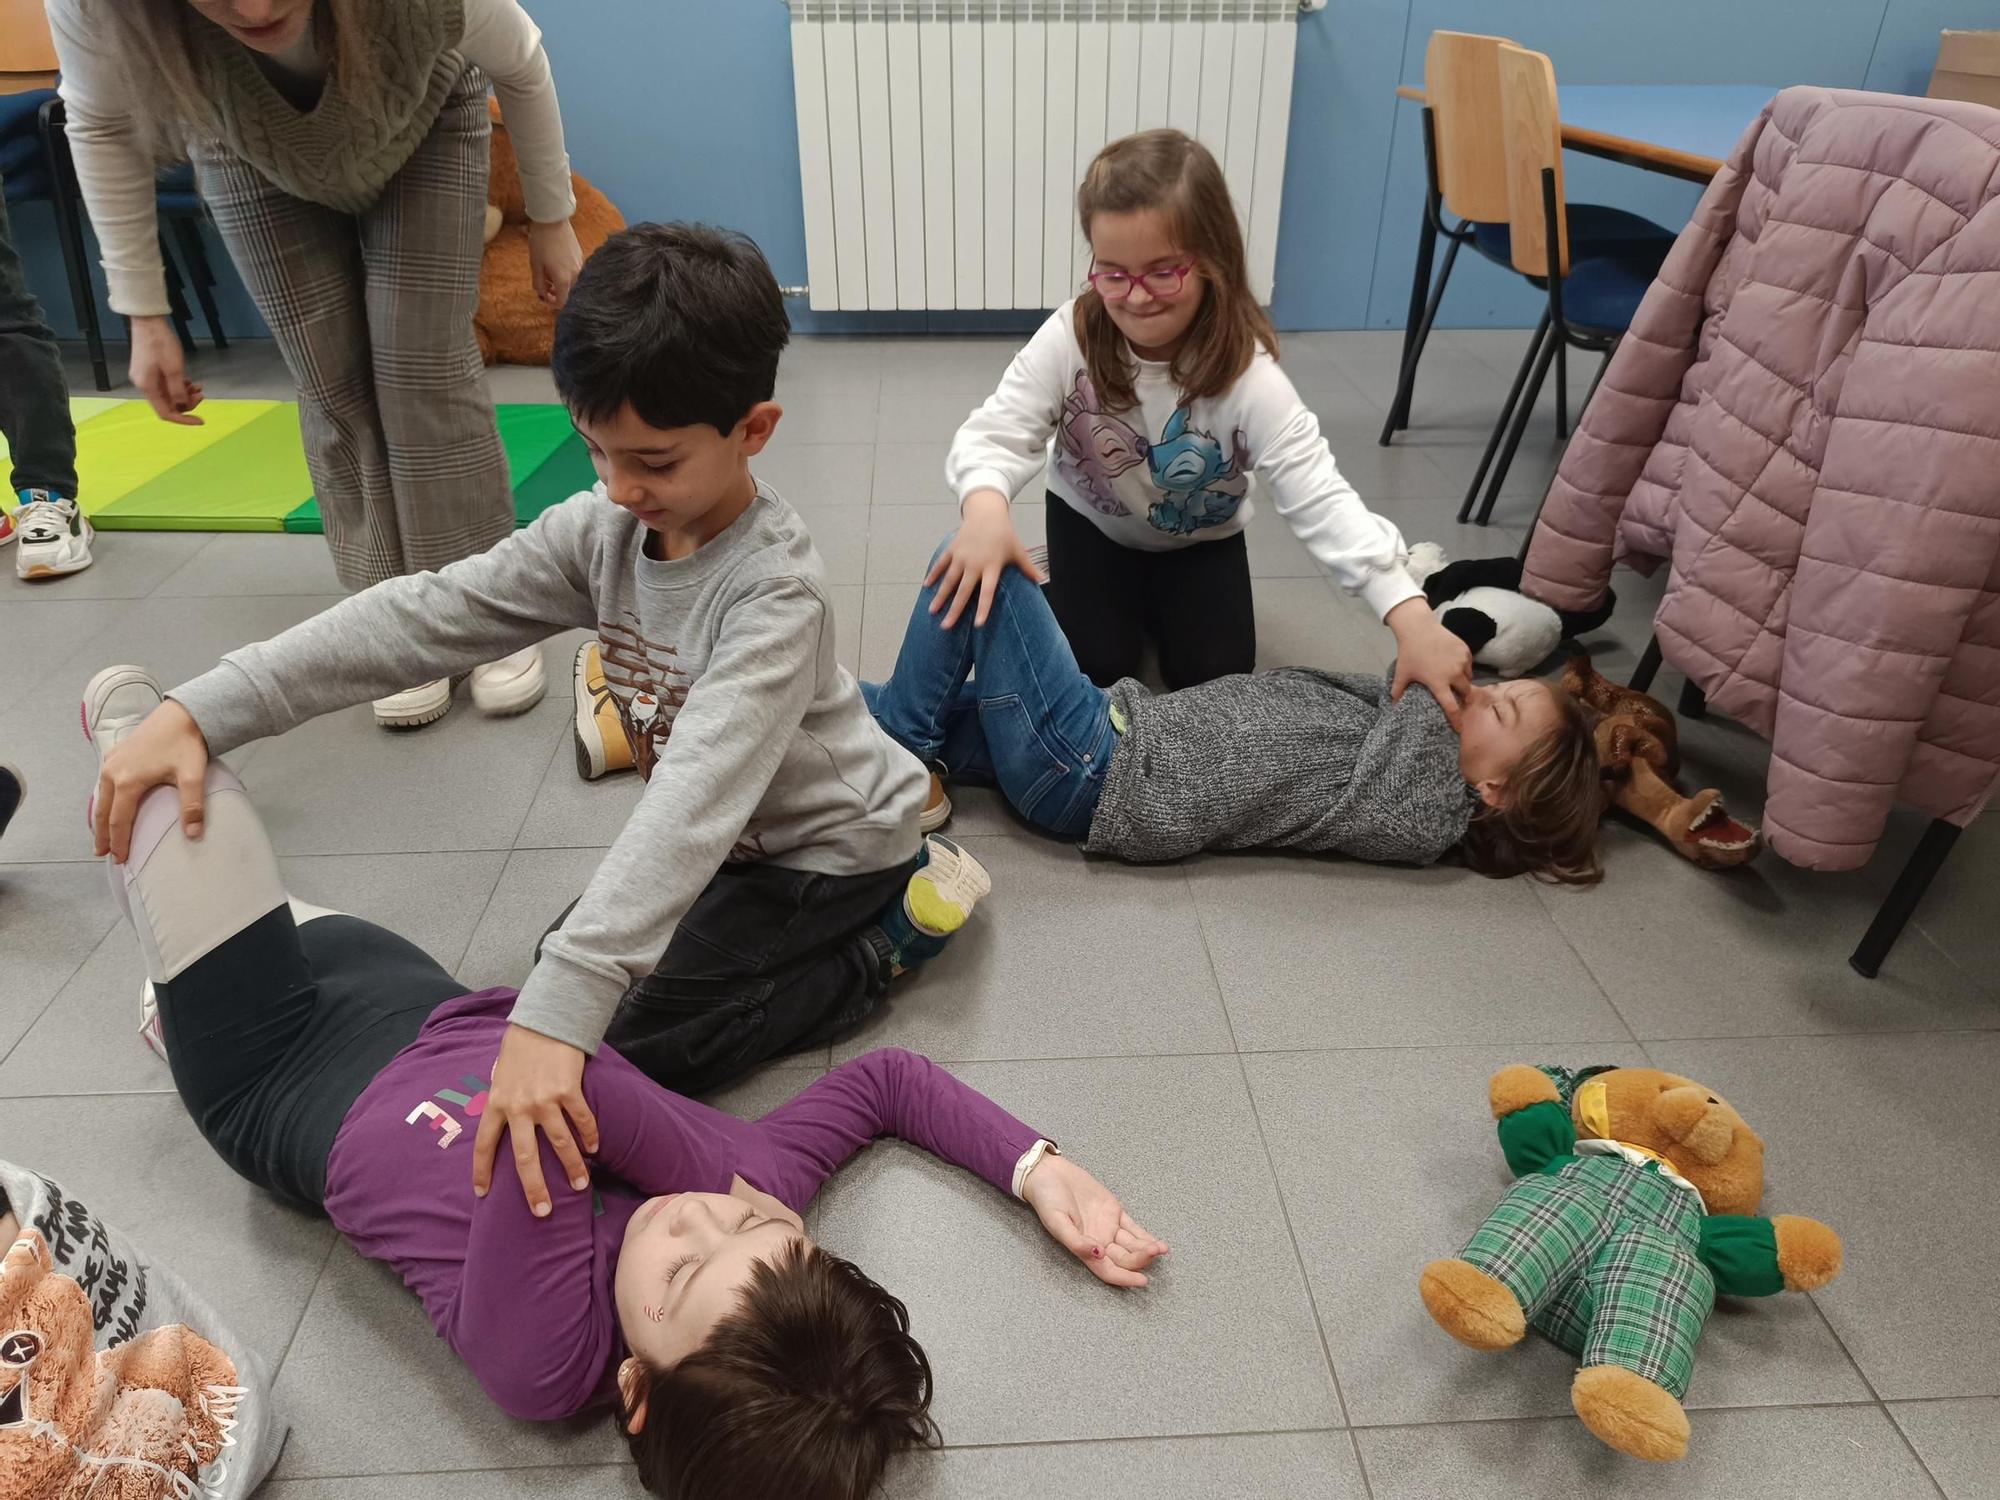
[
  {"x1": 113, "y1": 766, "x2": 463, "y2": 1207},
  {"x1": 1143, "y1": 529, "x2": 1257, "y2": 689},
  {"x1": 546, "y1": 855, "x2": 921, "y2": 1097},
  {"x1": 1042, "y1": 492, "x2": 1147, "y2": 687}
]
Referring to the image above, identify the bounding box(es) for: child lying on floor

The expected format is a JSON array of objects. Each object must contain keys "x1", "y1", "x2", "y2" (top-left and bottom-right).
[
  {"x1": 78, "y1": 667, "x2": 1164, "y2": 1500},
  {"x1": 865, "y1": 541, "x2": 1604, "y2": 884}
]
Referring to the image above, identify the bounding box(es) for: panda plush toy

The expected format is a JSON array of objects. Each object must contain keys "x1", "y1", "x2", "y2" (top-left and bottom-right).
[{"x1": 1407, "y1": 543, "x2": 1615, "y2": 678}]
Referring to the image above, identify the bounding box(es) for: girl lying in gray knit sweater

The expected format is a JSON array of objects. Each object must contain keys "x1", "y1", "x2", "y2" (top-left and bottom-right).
[{"x1": 863, "y1": 546, "x2": 1604, "y2": 885}]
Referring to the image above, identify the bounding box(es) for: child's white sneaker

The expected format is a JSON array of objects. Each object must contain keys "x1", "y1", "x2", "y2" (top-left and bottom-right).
[
  {"x1": 14, "y1": 492, "x2": 93, "y2": 580},
  {"x1": 471, "y1": 644, "x2": 547, "y2": 716},
  {"x1": 81, "y1": 665, "x2": 165, "y2": 752},
  {"x1": 139, "y1": 981, "x2": 167, "y2": 1061},
  {"x1": 373, "y1": 679, "x2": 453, "y2": 730}
]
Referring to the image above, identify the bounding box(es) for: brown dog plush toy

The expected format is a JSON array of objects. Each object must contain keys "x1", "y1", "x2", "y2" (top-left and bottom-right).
[
  {"x1": 1420, "y1": 1064, "x2": 1842, "y2": 1461},
  {"x1": 1563, "y1": 657, "x2": 1761, "y2": 869},
  {"x1": 476, "y1": 99, "x2": 626, "y2": 365}
]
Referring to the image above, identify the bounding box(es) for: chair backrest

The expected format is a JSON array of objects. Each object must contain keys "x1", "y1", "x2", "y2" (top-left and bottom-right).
[
  {"x1": 1928, "y1": 30, "x2": 2000, "y2": 108},
  {"x1": 0, "y1": 0, "x2": 59, "y2": 75},
  {"x1": 1423, "y1": 30, "x2": 1513, "y2": 224},
  {"x1": 1496, "y1": 42, "x2": 1568, "y2": 278}
]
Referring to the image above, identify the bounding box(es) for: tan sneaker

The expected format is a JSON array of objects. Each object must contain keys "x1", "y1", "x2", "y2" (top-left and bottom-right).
[
  {"x1": 573, "y1": 640, "x2": 637, "y2": 780},
  {"x1": 920, "y1": 771, "x2": 952, "y2": 832},
  {"x1": 374, "y1": 679, "x2": 453, "y2": 730}
]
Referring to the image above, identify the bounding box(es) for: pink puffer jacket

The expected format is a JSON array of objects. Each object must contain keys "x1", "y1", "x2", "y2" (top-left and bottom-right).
[{"x1": 1524, "y1": 87, "x2": 2000, "y2": 871}]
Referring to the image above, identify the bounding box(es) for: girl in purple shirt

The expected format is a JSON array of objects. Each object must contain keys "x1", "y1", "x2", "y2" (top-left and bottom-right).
[{"x1": 82, "y1": 664, "x2": 1165, "y2": 1500}]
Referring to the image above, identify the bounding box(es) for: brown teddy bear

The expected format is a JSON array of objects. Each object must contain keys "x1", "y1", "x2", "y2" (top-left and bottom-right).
[
  {"x1": 1419, "y1": 1064, "x2": 1842, "y2": 1462},
  {"x1": 1563, "y1": 657, "x2": 1763, "y2": 869},
  {"x1": 476, "y1": 99, "x2": 626, "y2": 366},
  {"x1": 0, "y1": 1230, "x2": 242, "y2": 1500}
]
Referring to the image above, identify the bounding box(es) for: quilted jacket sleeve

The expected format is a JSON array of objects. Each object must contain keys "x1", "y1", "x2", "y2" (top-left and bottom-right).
[{"x1": 1519, "y1": 105, "x2": 1774, "y2": 613}]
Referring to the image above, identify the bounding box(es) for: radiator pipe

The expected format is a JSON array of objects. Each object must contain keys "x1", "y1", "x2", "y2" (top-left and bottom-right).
[{"x1": 778, "y1": 285, "x2": 810, "y2": 299}]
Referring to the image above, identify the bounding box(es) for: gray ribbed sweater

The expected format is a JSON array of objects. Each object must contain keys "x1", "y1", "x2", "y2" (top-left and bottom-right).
[{"x1": 1083, "y1": 668, "x2": 1477, "y2": 864}]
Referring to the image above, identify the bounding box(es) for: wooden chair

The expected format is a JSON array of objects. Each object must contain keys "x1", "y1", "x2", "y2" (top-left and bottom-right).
[
  {"x1": 1380, "y1": 31, "x2": 1513, "y2": 445},
  {"x1": 0, "y1": 0, "x2": 59, "y2": 90},
  {"x1": 1457, "y1": 43, "x2": 1675, "y2": 529}
]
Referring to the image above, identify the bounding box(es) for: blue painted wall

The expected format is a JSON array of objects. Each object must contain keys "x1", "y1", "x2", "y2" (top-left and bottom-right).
[{"x1": 13, "y1": 0, "x2": 1997, "y2": 344}]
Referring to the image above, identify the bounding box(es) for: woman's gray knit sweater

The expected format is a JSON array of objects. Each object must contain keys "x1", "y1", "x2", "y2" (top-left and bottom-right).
[{"x1": 1083, "y1": 668, "x2": 1477, "y2": 864}]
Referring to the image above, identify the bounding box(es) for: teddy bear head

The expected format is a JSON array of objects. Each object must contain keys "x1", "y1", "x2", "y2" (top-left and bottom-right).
[{"x1": 1574, "y1": 1067, "x2": 1766, "y2": 1214}]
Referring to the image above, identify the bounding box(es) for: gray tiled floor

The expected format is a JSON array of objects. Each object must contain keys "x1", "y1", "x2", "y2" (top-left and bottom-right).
[{"x1": 5, "y1": 330, "x2": 1993, "y2": 1497}]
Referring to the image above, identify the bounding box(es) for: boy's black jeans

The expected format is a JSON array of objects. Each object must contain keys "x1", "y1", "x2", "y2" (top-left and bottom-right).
[
  {"x1": 538, "y1": 853, "x2": 920, "y2": 1097},
  {"x1": 0, "y1": 179, "x2": 80, "y2": 500}
]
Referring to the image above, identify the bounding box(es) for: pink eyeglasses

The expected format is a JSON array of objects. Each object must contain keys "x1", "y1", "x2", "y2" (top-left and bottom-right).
[{"x1": 1086, "y1": 261, "x2": 1197, "y2": 300}]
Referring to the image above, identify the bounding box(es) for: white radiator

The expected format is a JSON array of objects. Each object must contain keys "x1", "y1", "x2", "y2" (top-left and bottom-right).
[{"x1": 787, "y1": 2, "x2": 1301, "y2": 311}]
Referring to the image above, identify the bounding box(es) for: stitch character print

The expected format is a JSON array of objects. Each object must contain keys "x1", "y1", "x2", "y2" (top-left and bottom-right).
[{"x1": 1053, "y1": 370, "x2": 1249, "y2": 535}]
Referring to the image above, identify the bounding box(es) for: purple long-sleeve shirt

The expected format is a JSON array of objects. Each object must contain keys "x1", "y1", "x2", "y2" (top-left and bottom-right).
[{"x1": 322, "y1": 988, "x2": 1042, "y2": 1420}]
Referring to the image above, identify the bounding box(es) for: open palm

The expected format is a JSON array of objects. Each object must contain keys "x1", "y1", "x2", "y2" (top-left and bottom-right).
[{"x1": 1021, "y1": 1153, "x2": 1168, "y2": 1288}]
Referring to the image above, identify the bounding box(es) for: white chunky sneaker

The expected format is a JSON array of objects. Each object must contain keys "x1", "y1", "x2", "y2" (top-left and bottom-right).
[
  {"x1": 15, "y1": 492, "x2": 93, "y2": 579},
  {"x1": 373, "y1": 678, "x2": 453, "y2": 730},
  {"x1": 471, "y1": 644, "x2": 547, "y2": 716},
  {"x1": 81, "y1": 664, "x2": 165, "y2": 751}
]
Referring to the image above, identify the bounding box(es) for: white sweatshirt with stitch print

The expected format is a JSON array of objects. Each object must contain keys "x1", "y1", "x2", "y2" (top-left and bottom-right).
[{"x1": 946, "y1": 300, "x2": 1421, "y2": 622}]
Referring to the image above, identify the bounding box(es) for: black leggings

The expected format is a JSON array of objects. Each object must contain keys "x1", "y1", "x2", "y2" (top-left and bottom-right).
[
  {"x1": 1041, "y1": 492, "x2": 1257, "y2": 690},
  {"x1": 160, "y1": 906, "x2": 466, "y2": 1212}
]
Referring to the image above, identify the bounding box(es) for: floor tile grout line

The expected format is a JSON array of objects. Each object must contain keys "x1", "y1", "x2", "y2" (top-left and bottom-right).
[
  {"x1": 1522, "y1": 877, "x2": 1646, "y2": 1051},
  {"x1": 1799, "y1": 1285, "x2": 1952, "y2": 1499},
  {"x1": 1178, "y1": 866, "x2": 1371, "y2": 1489},
  {"x1": 271, "y1": 1232, "x2": 343, "y2": 1387}
]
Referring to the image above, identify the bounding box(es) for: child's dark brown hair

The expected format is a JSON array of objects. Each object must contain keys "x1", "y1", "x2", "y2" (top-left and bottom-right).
[
  {"x1": 1459, "y1": 690, "x2": 1605, "y2": 885},
  {"x1": 1073, "y1": 128, "x2": 1279, "y2": 413},
  {"x1": 623, "y1": 1239, "x2": 939, "y2": 1500}
]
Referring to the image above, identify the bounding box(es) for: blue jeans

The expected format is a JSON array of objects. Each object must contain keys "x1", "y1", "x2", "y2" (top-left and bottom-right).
[{"x1": 863, "y1": 548, "x2": 1115, "y2": 841}]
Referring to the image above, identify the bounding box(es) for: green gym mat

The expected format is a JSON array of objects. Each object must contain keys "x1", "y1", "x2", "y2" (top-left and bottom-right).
[{"x1": 0, "y1": 398, "x2": 595, "y2": 533}]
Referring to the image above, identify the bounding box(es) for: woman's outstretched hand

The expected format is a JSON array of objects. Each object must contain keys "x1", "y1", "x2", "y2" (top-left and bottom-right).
[
  {"x1": 129, "y1": 316, "x2": 204, "y2": 426},
  {"x1": 925, "y1": 488, "x2": 1041, "y2": 629},
  {"x1": 472, "y1": 1023, "x2": 599, "y2": 1216},
  {"x1": 1021, "y1": 1152, "x2": 1168, "y2": 1288},
  {"x1": 1386, "y1": 596, "x2": 1473, "y2": 728},
  {"x1": 527, "y1": 219, "x2": 585, "y2": 309}
]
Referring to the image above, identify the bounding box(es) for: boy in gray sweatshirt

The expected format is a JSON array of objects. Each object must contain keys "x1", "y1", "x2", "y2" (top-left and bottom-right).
[{"x1": 90, "y1": 224, "x2": 989, "y2": 1219}]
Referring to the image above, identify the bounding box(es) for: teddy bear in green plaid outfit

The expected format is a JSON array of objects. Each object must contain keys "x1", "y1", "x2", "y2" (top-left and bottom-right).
[{"x1": 1419, "y1": 1063, "x2": 1842, "y2": 1462}]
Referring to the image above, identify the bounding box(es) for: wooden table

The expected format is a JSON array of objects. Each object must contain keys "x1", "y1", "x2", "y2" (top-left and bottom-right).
[{"x1": 1396, "y1": 82, "x2": 1778, "y2": 182}]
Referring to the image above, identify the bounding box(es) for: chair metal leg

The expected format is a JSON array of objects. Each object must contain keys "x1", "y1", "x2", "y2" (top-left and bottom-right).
[
  {"x1": 1383, "y1": 209, "x2": 1442, "y2": 445},
  {"x1": 171, "y1": 217, "x2": 227, "y2": 349},
  {"x1": 1554, "y1": 337, "x2": 1569, "y2": 438},
  {"x1": 1629, "y1": 635, "x2": 1662, "y2": 693},
  {"x1": 1583, "y1": 346, "x2": 1614, "y2": 413},
  {"x1": 1848, "y1": 818, "x2": 1962, "y2": 978},
  {"x1": 38, "y1": 99, "x2": 110, "y2": 390},
  {"x1": 1474, "y1": 329, "x2": 1559, "y2": 526},
  {"x1": 1457, "y1": 311, "x2": 1551, "y2": 523},
  {"x1": 1677, "y1": 680, "x2": 1707, "y2": 720},
  {"x1": 1385, "y1": 233, "x2": 1463, "y2": 444}
]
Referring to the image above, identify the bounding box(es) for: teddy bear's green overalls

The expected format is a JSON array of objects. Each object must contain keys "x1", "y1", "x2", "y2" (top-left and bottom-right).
[{"x1": 1456, "y1": 1065, "x2": 1789, "y2": 1398}]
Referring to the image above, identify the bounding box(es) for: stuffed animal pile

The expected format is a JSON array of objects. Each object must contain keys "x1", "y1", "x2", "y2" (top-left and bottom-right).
[{"x1": 1420, "y1": 1063, "x2": 1842, "y2": 1461}]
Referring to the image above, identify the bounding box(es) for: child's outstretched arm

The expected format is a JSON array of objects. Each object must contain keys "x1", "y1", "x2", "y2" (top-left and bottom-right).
[
  {"x1": 1241, "y1": 366, "x2": 1472, "y2": 722},
  {"x1": 96, "y1": 501, "x2": 601, "y2": 861},
  {"x1": 934, "y1": 313, "x2": 1074, "y2": 626},
  {"x1": 753, "y1": 1047, "x2": 1168, "y2": 1287}
]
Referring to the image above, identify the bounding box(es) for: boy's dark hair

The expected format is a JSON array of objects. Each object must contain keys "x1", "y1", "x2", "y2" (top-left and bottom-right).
[
  {"x1": 1459, "y1": 689, "x2": 1605, "y2": 886},
  {"x1": 624, "y1": 1239, "x2": 940, "y2": 1500},
  {"x1": 553, "y1": 222, "x2": 791, "y2": 436}
]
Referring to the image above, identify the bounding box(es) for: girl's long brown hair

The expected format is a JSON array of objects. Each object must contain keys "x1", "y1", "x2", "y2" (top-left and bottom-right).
[
  {"x1": 1458, "y1": 690, "x2": 1605, "y2": 886},
  {"x1": 1074, "y1": 129, "x2": 1278, "y2": 413},
  {"x1": 84, "y1": 0, "x2": 381, "y2": 161}
]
